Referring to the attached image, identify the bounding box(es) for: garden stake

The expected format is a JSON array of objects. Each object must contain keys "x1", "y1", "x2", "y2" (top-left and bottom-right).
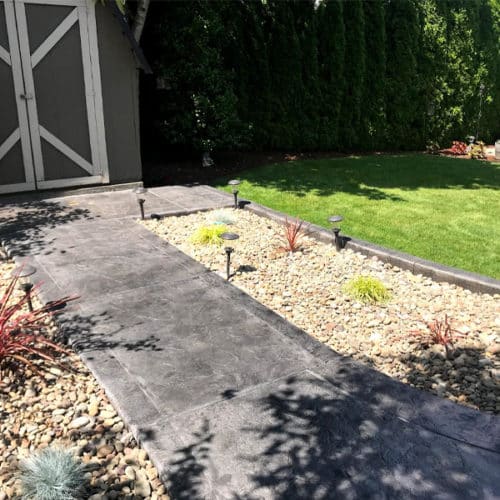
[
  {"x1": 139, "y1": 199, "x2": 145, "y2": 220},
  {"x1": 328, "y1": 215, "x2": 344, "y2": 251},
  {"x1": 225, "y1": 246, "x2": 234, "y2": 280},
  {"x1": 11, "y1": 265, "x2": 37, "y2": 312},
  {"x1": 221, "y1": 232, "x2": 240, "y2": 280},
  {"x1": 132, "y1": 186, "x2": 148, "y2": 220},
  {"x1": 21, "y1": 282, "x2": 34, "y2": 312},
  {"x1": 228, "y1": 180, "x2": 241, "y2": 209}
]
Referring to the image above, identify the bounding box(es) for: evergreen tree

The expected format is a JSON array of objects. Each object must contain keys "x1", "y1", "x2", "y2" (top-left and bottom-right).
[
  {"x1": 295, "y1": 0, "x2": 321, "y2": 150},
  {"x1": 267, "y1": 1, "x2": 304, "y2": 149},
  {"x1": 340, "y1": 0, "x2": 365, "y2": 149},
  {"x1": 386, "y1": 0, "x2": 422, "y2": 149},
  {"x1": 317, "y1": 0, "x2": 345, "y2": 150},
  {"x1": 362, "y1": 0, "x2": 387, "y2": 149}
]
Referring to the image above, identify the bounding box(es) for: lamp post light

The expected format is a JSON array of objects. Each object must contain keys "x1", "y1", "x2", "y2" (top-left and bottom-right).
[
  {"x1": 221, "y1": 232, "x2": 239, "y2": 280},
  {"x1": 328, "y1": 215, "x2": 344, "y2": 251},
  {"x1": 11, "y1": 265, "x2": 36, "y2": 312},
  {"x1": 228, "y1": 180, "x2": 241, "y2": 209},
  {"x1": 132, "y1": 186, "x2": 148, "y2": 220}
]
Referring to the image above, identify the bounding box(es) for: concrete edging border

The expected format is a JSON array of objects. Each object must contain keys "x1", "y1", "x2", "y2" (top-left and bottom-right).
[{"x1": 203, "y1": 186, "x2": 500, "y2": 296}]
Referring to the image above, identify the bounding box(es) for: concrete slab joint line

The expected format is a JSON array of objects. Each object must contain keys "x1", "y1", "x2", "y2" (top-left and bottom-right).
[{"x1": 2, "y1": 186, "x2": 500, "y2": 499}]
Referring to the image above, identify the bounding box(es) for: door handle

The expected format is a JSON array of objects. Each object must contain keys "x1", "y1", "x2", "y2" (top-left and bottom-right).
[{"x1": 20, "y1": 93, "x2": 33, "y2": 100}]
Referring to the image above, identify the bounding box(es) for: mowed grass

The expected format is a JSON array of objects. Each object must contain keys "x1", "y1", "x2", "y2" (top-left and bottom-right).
[{"x1": 216, "y1": 154, "x2": 500, "y2": 278}]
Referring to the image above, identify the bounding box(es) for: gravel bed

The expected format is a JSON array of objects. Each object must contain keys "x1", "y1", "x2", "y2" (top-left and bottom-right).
[
  {"x1": 144, "y1": 209, "x2": 500, "y2": 414},
  {"x1": 0, "y1": 260, "x2": 169, "y2": 499}
]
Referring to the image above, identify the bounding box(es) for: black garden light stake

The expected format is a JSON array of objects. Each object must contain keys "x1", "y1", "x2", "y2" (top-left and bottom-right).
[
  {"x1": 221, "y1": 232, "x2": 239, "y2": 280},
  {"x1": 228, "y1": 179, "x2": 241, "y2": 209},
  {"x1": 132, "y1": 186, "x2": 148, "y2": 220},
  {"x1": 328, "y1": 215, "x2": 344, "y2": 251},
  {"x1": 11, "y1": 265, "x2": 36, "y2": 312}
]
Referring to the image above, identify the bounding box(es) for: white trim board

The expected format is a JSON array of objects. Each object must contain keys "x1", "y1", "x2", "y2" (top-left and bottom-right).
[
  {"x1": 39, "y1": 125, "x2": 94, "y2": 174},
  {"x1": 31, "y1": 7, "x2": 78, "y2": 68},
  {"x1": 0, "y1": 128, "x2": 20, "y2": 160},
  {"x1": 0, "y1": 44, "x2": 11, "y2": 66}
]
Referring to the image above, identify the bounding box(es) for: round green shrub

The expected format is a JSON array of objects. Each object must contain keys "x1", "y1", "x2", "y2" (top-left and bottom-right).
[
  {"x1": 343, "y1": 275, "x2": 391, "y2": 304},
  {"x1": 189, "y1": 225, "x2": 228, "y2": 245}
]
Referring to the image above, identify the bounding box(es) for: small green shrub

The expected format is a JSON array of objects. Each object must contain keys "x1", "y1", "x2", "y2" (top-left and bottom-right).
[
  {"x1": 19, "y1": 447, "x2": 86, "y2": 500},
  {"x1": 344, "y1": 276, "x2": 391, "y2": 304},
  {"x1": 189, "y1": 225, "x2": 228, "y2": 245},
  {"x1": 208, "y1": 209, "x2": 236, "y2": 225}
]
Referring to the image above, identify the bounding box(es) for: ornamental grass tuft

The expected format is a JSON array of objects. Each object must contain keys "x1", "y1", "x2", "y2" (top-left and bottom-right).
[
  {"x1": 208, "y1": 209, "x2": 237, "y2": 226},
  {"x1": 189, "y1": 225, "x2": 228, "y2": 246},
  {"x1": 19, "y1": 447, "x2": 86, "y2": 500},
  {"x1": 344, "y1": 275, "x2": 391, "y2": 304}
]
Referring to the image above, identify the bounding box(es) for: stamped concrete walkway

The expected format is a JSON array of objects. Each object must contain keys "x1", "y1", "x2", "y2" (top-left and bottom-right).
[{"x1": 1, "y1": 186, "x2": 499, "y2": 499}]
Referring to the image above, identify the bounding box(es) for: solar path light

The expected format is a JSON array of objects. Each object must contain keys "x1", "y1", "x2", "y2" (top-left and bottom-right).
[
  {"x1": 221, "y1": 232, "x2": 239, "y2": 280},
  {"x1": 11, "y1": 265, "x2": 36, "y2": 312},
  {"x1": 132, "y1": 186, "x2": 148, "y2": 220},
  {"x1": 328, "y1": 215, "x2": 344, "y2": 251},
  {"x1": 228, "y1": 179, "x2": 241, "y2": 209}
]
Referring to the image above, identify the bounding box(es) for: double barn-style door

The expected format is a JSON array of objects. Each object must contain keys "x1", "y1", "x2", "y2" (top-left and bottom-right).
[{"x1": 0, "y1": 0, "x2": 108, "y2": 194}]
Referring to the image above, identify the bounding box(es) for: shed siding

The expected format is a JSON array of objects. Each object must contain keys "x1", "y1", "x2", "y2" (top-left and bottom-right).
[{"x1": 95, "y1": 4, "x2": 142, "y2": 184}]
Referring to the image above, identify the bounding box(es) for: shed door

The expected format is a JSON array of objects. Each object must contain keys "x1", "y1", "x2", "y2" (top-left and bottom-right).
[{"x1": 0, "y1": 0, "x2": 108, "y2": 194}]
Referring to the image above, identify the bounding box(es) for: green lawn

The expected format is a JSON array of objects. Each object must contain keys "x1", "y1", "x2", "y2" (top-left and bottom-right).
[{"x1": 215, "y1": 154, "x2": 500, "y2": 279}]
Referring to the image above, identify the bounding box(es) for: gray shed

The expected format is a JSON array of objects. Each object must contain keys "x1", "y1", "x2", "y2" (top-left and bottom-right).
[{"x1": 0, "y1": 0, "x2": 144, "y2": 194}]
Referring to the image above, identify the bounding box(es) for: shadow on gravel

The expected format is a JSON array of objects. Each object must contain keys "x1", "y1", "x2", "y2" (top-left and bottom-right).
[
  {"x1": 398, "y1": 346, "x2": 499, "y2": 414},
  {"x1": 163, "y1": 374, "x2": 496, "y2": 499},
  {"x1": 0, "y1": 200, "x2": 94, "y2": 257}
]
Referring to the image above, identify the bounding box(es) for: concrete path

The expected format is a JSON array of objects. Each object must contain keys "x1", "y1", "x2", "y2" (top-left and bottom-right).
[{"x1": 1, "y1": 186, "x2": 499, "y2": 499}]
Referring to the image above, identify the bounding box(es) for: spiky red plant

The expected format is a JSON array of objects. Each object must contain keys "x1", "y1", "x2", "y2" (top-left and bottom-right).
[
  {"x1": 412, "y1": 315, "x2": 466, "y2": 359},
  {"x1": 280, "y1": 217, "x2": 307, "y2": 253},
  {"x1": 440, "y1": 141, "x2": 468, "y2": 156},
  {"x1": 0, "y1": 271, "x2": 76, "y2": 374}
]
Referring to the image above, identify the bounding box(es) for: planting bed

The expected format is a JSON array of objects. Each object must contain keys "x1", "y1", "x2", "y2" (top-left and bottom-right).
[
  {"x1": 144, "y1": 209, "x2": 500, "y2": 414},
  {"x1": 0, "y1": 260, "x2": 169, "y2": 499}
]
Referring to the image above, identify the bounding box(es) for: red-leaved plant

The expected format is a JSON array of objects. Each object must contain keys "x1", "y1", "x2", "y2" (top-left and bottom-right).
[
  {"x1": 0, "y1": 271, "x2": 76, "y2": 375},
  {"x1": 440, "y1": 141, "x2": 468, "y2": 156},
  {"x1": 412, "y1": 315, "x2": 466, "y2": 359},
  {"x1": 280, "y1": 217, "x2": 308, "y2": 253}
]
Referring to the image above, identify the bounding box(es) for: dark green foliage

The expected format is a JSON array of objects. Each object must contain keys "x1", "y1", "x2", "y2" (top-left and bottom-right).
[
  {"x1": 141, "y1": 0, "x2": 500, "y2": 154},
  {"x1": 317, "y1": 0, "x2": 345, "y2": 150},
  {"x1": 386, "y1": 0, "x2": 422, "y2": 149},
  {"x1": 362, "y1": 0, "x2": 387, "y2": 149},
  {"x1": 339, "y1": 0, "x2": 365, "y2": 149}
]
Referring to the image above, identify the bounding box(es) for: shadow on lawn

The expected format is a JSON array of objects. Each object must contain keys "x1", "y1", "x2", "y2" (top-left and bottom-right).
[
  {"x1": 0, "y1": 200, "x2": 95, "y2": 258},
  {"x1": 219, "y1": 155, "x2": 500, "y2": 200},
  {"x1": 161, "y1": 372, "x2": 497, "y2": 499}
]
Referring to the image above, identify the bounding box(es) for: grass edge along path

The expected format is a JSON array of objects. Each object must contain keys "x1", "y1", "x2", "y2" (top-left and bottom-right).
[{"x1": 215, "y1": 154, "x2": 500, "y2": 279}]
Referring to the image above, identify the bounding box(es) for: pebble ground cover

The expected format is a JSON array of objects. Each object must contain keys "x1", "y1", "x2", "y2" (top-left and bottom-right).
[
  {"x1": 0, "y1": 260, "x2": 169, "y2": 499},
  {"x1": 144, "y1": 209, "x2": 500, "y2": 414}
]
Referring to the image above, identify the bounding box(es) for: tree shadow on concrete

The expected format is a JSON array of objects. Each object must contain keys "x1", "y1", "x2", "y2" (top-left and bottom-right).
[
  {"x1": 239, "y1": 373, "x2": 496, "y2": 499},
  {"x1": 162, "y1": 370, "x2": 498, "y2": 499},
  {"x1": 165, "y1": 419, "x2": 214, "y2": 500},
  {"x1": 58, "y1": 311, "x2": 164, "y2": 360},
  {"x1": 216, "y1": 154, "x2": 499, "y2": 200},
  {"x1": 0, "y1": 200, "x2": 95, "y2": 258}
]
